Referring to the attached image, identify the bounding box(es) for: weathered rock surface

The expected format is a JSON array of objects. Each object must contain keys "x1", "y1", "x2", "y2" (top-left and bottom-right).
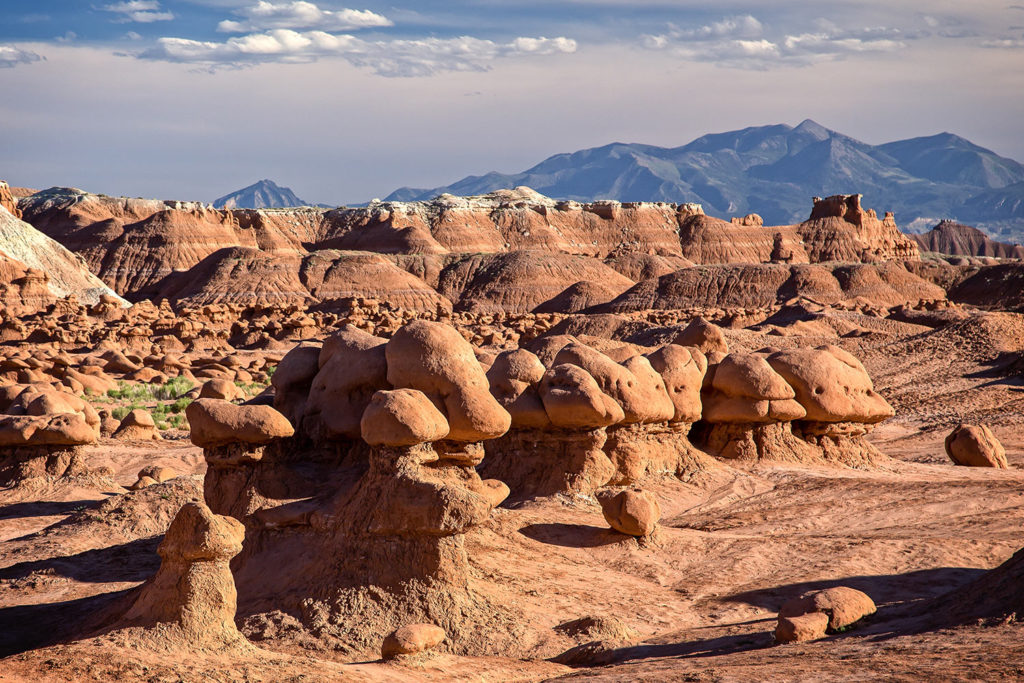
[{"x1": 944, "y1": 424, "x2": 1008, "y2": 468}]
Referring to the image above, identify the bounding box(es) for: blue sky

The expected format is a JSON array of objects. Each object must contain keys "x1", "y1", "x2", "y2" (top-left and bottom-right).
[{"x1": 1, "y1": 1, "x2": 1023, "y2": 204}]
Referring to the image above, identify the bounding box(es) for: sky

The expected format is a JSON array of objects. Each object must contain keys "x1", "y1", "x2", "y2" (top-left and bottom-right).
[{"x1": 1, "y1": 1, "x2": 1023, "y2": 205}]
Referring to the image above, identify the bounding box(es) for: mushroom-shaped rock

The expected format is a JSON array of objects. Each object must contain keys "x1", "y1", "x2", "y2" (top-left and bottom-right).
[
  {"x1": 186, "y1": 398, "x2": 294, "y2": 449},
  {"x1": 945, "y1": 424, "x2": 1008, "y2": 469},
  {"x1": 674, "y1": 317, "x2": 728, "y2": 355},
  {"x1": 554, "y1": 343, "x2": 673, "y2": 424},
  {"x1": 779, "y1": 587, "x2": 877, "y2": 631},
  {"x1": 199, "y1": 378, "x2": 246, "y2": 402},
  {"x1": 120, "y1": 502, "x2": 246, "y2": 646},
  {"x1": 361, "y1": 389, "x2": 450, "y2": 447},
  {"x1": 486, "y1": 349, "x2": 550, "y2": 429},
  {"x1": 699, "y1": 353, "x2": 820, "y2": 463},
  {"x1": 539, "y1": 364, "x2": 624, "y2": 428},
  {"x1": 703, "y1": 353, "x2": 806, "y2": 423},
  {"x1": 596, "y1": 488, "x2": 660, "y2": 537},
  {"x1": 775, "y1": 612, "x2": 829, "y2": 644},
  {"x1": 645, "y1": 344, "x2": 707, "y2": 424},
  {"x1": 767, "y1": 345, "x2": 894, "y2": 423},
  {"x1": 307, "y1": 326, "x2": 389, "y2": 440},
  {"x1": 386, "y1": 320, "x2": 511, "y2": 442},
  {"x1": 381, "y1": 623, "x2": 446, "y2": 660},
  {"x1": 112, "y1": 409, "x2": 161, "y2": 441}
]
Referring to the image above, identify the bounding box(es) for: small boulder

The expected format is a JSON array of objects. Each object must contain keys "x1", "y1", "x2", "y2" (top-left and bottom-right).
[
  {"x1": 775, "y1": 612, "x2": 829, "y2": 643},
  {"x1": 674, "y1": 317, "x2": 728, "y2": 355},
  {"x1": 596, "y1": 488, "x2": 660, "y2": 537},
  {"x1": 779, "y1": 586, "x2": 876, "y2": 631},
  {"x1": 138, "y1": 465, "x2": 176, "y2": 483},
  {"x1": 945, "y1": 424, "x2": 1008, "y2": 469},
  {"x1": 479, "y1": 478, "x2": 511, "y2": 507},
  {"x1": 381, "y1": 623, "x2": 446, "y2": 660},
  {"x1": 129, "y1": 475, "x2": 158, "y2": 491},
  {"x1": 199, "y1": 378, "x2": 246, "y2": 402},
  {"x1": 112, "y1": 409, "x2": 161, "y2": 441}
]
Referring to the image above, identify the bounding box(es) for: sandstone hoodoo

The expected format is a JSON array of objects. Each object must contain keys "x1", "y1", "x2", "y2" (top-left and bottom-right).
[
  {"x1": 187, "y1": 319, "x2": 522, "y2": 657},
  {"x1": 0, "y1": 385, "x2": 101, "y2": 486},
  {"x1": 767, "y1": 345, "x2": 895, "y2": 467},
  {"x1": 113, "y1": 501, "x2": 250, "y2": 650},
  {"x1": 699, "y1": 352, "x2": 818, "y2": 463}
]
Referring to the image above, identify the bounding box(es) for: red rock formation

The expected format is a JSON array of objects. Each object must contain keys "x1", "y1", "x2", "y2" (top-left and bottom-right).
[{"x1": 912, "y1": 220, "x2": 1024, "y2": 259}]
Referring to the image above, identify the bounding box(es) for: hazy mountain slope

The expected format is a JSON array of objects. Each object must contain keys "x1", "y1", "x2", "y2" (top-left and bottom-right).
[
  {"x1": 385, "y1": 120, "x2": 1024, "y2": 238},
  {"x1": 214, "y1": 179, "x2": 319, "y2": 209}
]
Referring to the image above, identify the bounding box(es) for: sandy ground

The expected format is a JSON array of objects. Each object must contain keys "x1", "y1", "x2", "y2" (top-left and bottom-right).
[{"x1": 2, "y1": 314, "x2": 1024, "y2": 681}]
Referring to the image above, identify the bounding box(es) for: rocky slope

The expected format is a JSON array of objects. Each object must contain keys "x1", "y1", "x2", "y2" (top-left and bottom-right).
[{"x1": 0, "y1": 204, "x2": 125, "y2": 310}]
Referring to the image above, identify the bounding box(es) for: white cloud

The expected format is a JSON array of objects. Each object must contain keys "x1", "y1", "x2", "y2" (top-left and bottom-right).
[
  {"x1": 139, "y1": 29, "x2": 576, "y2": 76},
  {"x1": 981, "y1": 37, "x2": 1024, "y2": 48},
  {"x1": 643, "y1": 15, "x2": 908, "y2": 68},
  {"x1": 0, "y1": 45, "x2": 44, "y2": 68},
  {"x1": 216, "y1": 1, "x2": 391, "y2": 33},
  {"x1": 102, "y1": 1, "x2": 175, "y2": 23}
]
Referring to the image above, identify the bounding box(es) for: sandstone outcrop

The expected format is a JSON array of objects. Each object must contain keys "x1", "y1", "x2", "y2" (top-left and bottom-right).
[
  {"x1": 944, "y1": 424, "x2": 1008, "y2": 468},
  {"x1": 775, "y1": 612, "x2": 829, "y2": 644},
  {"x1": 0, "y1": 386, "x2": 101, "y2": 486},
  {"x1": 912, "y1": 220, "x2": 1024, "y2": 260}
]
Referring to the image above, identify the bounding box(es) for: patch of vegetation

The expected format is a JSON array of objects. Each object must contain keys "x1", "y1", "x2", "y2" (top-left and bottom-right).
[
  {"x1": 112, "y1": 404, "x2": 144, "y2": 420},
  {"x1": 105, "y1": 376, "x2": 195, "y2": 403}
]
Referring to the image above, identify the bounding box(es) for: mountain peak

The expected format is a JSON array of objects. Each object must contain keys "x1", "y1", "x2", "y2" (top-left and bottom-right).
[
  {"x1": 213, "y1": 180, "x2": 310, "y2": 209},
  {"x1": 793, "y1": 118, "x2": 831, "y2": 140}
]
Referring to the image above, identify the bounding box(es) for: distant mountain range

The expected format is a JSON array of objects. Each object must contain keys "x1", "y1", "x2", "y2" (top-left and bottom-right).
[
  {"x1": 214, "y1": 179, "x2": 326, "y2": 209},
  {"x1": 384, "y1": 119, "x2": 1024, "y2": 241}
]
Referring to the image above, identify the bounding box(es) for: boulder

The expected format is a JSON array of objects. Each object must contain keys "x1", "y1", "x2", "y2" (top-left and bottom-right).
[
  {"x1": 186, "y1": 398, "x2": 294, "y2": 448},
  {"x1": 779, "y1": 586, "x2": 877, "y2": 631},
  {"x1": 644, "y1": 344, "x2": 707, "y2": 424},
  {"x1": 306, "y1": 327, "x2": 388, "y2": 440},
  {"x1": 767, "y1": 346, "x2": 894, "y2": 423},
  {"x1": 486, "y1": 349, "x2": 550, "y2": 429},
  {"x1": 539, "y1": 364, "x2": 624, "y2": 428},
  {"x1": 945, "y1": 424, "x2": 1008, "y2": 469},
  {"x1": 381, "y1": 623, "x2": 446, "y2": 660},
  {"x1": 554, "y1": 343, "x2": 673, "y2": 424},
  {"x1": 674, "y1": 317, "x2": 728, "y2": 355},
  {"x1": 596, "y1": 488, "x2": 660, "y2": 537},
  {"x1": 112, "y1": 409, "x2": 161, "y2": 441}
]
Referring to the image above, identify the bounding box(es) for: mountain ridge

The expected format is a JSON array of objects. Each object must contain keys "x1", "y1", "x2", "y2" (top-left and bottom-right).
[{"x1": 384, "y1": 120, "x2": 1024, "y2": 241}]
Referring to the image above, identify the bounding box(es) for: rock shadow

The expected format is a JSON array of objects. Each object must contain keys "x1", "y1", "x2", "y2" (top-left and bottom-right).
[
  {"x1": 0, "y1": 589, "x2": 130, "y2": 657},
  {"x1": 0, "y1": 499, "x2": 101, "y2": 521},
  {"x1": 519, "y1": 522, "x2": 625, "y2": 548},
  {"x1": 0, "y1": 537, "x2": 160, "y2": 584}
]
